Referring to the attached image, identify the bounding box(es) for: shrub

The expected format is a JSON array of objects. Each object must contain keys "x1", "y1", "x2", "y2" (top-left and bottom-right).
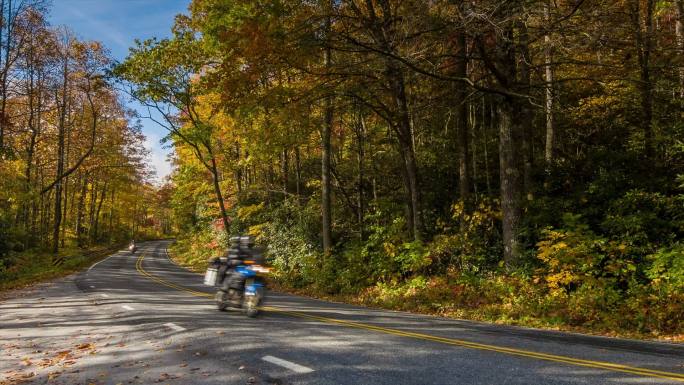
[
  {"x1": 536, "y1": 213, "x2": 641, "y2": 295},
  {"x1": 254, "y1": 199, "x2": 322, "y2": 289},
  {"x1": 601, "y1": 190, "x2": 684, "y2": 248},
  {"x1": 427, "y1": 199, "x2": 503, "y2": 273}
]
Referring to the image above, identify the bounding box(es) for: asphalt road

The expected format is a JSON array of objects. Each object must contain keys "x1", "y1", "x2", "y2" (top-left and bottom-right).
[{"x1": 1, "y1": 240, "x2": 683, "y2": 385}]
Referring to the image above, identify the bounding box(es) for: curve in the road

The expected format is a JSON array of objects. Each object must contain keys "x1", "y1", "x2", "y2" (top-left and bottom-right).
[{"x1": 135, "y1": 252, "x2": 684, "y2": 384}]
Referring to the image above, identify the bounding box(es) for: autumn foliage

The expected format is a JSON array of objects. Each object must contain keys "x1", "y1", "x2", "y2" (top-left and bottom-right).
[{"x1": 114, "y1": 0, "x2": 684, "y2": 338}]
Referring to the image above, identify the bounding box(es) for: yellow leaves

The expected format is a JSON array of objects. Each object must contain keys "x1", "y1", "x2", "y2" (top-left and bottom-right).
[
  {"x1": 547, "y1": 271, "x2": 576, "y2": 290},
  {"x1": 383, "y1": 242, "x2": 397, "y2": 258},
  {"x1": 248, "y1": 223, "x2": 265, "y2": 238},
  {"x1": 306, "y1": 179, "x2": 321, "y2": 189},
  {"x1": 237, "y1": 203, "x2": 265, "y2": 221}
]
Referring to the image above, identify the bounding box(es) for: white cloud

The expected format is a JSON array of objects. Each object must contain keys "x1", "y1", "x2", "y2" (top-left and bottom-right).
[{"x1": 143, "y1": 132, "x2": 174, "y2": 184}]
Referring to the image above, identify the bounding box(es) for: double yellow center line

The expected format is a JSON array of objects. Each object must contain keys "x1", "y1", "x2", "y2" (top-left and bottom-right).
[
  {"x1": 136, "y1": 254, "x2": 211, "y2": 297},
  {"x1": 135, "y1": 253, "x2": 684, "y2": 383}
]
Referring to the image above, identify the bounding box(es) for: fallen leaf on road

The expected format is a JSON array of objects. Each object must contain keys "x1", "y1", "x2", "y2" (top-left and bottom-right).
[
  {"x1": 179, "y1": 363, "x2": 187, "y2": 367},
  {"x1": 48, "y1": 370, "x2": 62, "y2": 380}
]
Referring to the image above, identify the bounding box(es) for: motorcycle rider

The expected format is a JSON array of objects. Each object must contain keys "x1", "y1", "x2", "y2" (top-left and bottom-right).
[
  {"x1": 128, "y1": 239, "x2": 137, "y2": 254},
  {"x1": 216, "y1": 236, "x2": 253, "y2": 306}
]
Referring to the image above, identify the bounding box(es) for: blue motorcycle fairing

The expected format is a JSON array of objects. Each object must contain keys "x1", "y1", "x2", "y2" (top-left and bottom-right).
[
  {"x1": 235, "y1": 265, "x2": 257, "y2": 277},
  {"x1": 245, "y1": 282, "x2": 264, "y2": 294}
]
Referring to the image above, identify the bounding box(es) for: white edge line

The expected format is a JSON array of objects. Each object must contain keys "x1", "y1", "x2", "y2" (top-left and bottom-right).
[
  {"x1": 261, "y1": 355, "x2": 314, "y2": 374},
  {"x1": 165, "y1": 246, "x2": 182, "y2": 268},
  {"x1": 100, "y1": 293, "x2": 109, "y2": 298},
  {"x1": 87, "y1": 252, "x2": 119, "y2": 272},
  {"x1": 121, "y1": 305, "x2": 134, "y2": 311},
  {"x1": 163, "y1": 322, "x2": 186, "y2": 332}
]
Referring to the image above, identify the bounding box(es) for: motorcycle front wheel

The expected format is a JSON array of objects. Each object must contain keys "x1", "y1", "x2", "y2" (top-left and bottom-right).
[
  {"x1": 245, "y1": 296, "x2": 260, "y2": 317},
  {"x1": 244, "y1": 288, "x2": 263, "y2": 317}
]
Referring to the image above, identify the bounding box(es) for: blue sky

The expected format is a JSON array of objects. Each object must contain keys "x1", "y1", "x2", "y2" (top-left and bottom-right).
[{"x1": 50, "y1": 0, "x2": 192, "y2": 183}]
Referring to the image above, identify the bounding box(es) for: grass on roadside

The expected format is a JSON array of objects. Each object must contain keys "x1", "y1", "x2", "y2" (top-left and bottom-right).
[
  {"x1": 0, "y1": 244, "x2": 123, "y2": 292},
  {"x1": 167, "y1": 240, "x2": 212, "y2": 272}
]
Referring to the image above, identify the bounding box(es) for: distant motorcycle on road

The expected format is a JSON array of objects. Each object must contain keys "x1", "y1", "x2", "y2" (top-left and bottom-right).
[
  {"x1": 204, "y1": 236, "x2": 269, "y2": 317},
  {"x1": 128, "y1": 242, "x2": 137, "y2": 254}
]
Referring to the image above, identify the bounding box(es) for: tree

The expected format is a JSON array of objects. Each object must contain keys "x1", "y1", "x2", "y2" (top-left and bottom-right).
[{"x1": 115, "y1": 30, "x2": 231, "y2": 236}]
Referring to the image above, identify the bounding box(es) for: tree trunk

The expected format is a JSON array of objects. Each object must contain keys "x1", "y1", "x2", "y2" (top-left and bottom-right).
[
  {"x1": 498, "y1": 100, "x2": 523, "y2": 265},
  {"x1": 675, "y1": 0, "x2": 684, "y2": 117},
  {"x1": 630, "y1": 0, "x2": 655, "y2": 160},
  {"x1": 23, "y1": 110, "x2": 36, "y2": 244},
  {"x1": 52, "y1": 45, "x2": 69, "y2": 254},
  {"x1": 0, "y1": 0, "x2": 19, "y2": 152},
  {"x1": 209, "y1": 153, "x2": 230, "y2": 236},
  {"x1": 544, "y1": 0, "x2": 555, "y2": 167},
  {"x1": 455, "y1": 32, "x2": 471, "y2": 212},
  {"x1": 518, "y1": 20, "x2": 534, "y2": 201},
  {"x1": 281, "y1": 148, "x2": 289, "y2": 194},
  {"x1": 0, "y1": 0, "x2": 7, "y2": 150},
  {"x1": 471, "y1": 103, "x2": 478, "y2": 197},
  {"x1": 108, "y1": 187, "x2": 115, "y2": 238},
  {"x1": 60, "y1": 176, "x2": 68, "y2": 248},
  {"x1": 88, "y1": 179, "x2": 98, "y2": 241},
  {"x1": 93, "y1": 180, "x2": 107, "y2": 241},
  {"x1": 321, "y1": 5, "x2": 333, "y2": 254},
  {"x1": 295, "y1": 146, "x2": 302, "y2": 202},
  {"x1": 61, "y1": 115, "x2": 72, "y2": 248},
  {"x1": 76, "y1": 172, "x2": 87, "y2": 247},
  {"x1": 482, "y1": 96, "x2": 492, "y2": 196},
  {"x1": 389, "y1": 63, "x2": 422, "y2": 241},
  {"x1": 235, "y1": 142, "x2": 242, "y2": 194},
  {"x1": 356, "y1": 111, "x2": 366, "y2": 240}
]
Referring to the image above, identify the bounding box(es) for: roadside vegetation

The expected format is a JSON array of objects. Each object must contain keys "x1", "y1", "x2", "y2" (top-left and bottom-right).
[
  {"x1": 0, "y1": 244, "x2": 123, "y2": 292},
  {"x1": 119, "y1": 0, "x2": 681, "y2": 341}
]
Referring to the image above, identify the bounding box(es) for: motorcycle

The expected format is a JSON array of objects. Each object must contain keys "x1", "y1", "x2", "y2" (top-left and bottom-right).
[
  {"x1": 206, "y1": 252, "x2": 269, "y2": 317},
  {"x1": 128, "y1": 243, "x2": 137, "y2": 254}
]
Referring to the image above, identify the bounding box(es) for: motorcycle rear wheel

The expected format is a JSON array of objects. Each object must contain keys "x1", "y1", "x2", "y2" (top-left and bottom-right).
[{"x1": 215, "y1": 290, "x2": 228, "y2": 311}]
